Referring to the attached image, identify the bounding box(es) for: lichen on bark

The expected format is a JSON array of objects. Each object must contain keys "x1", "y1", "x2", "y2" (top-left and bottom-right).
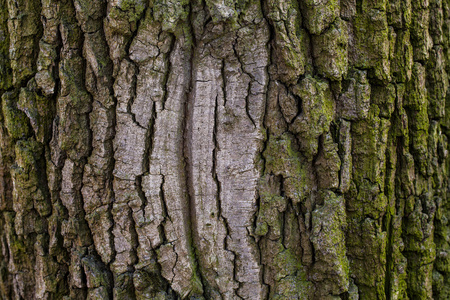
[{"x1": 0, "y1": 0, "x2": 450, "y2": 299}]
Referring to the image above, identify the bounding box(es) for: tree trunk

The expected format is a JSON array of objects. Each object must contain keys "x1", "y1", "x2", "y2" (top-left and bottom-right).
[{"x1": 0, "y1": 0, "x2": 449, "y2": 298}]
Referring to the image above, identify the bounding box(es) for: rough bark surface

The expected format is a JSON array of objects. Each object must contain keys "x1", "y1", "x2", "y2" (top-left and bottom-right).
[{"x1": 0, "y1": 0, "x2": 449, "y2": 299}]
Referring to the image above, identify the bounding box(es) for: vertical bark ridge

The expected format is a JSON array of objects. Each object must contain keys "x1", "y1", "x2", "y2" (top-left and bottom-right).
[
  {"x1": 1, "y1": 0, "x2": 51, "y2": 298},
  {"x1": 71, "y1": 0, "x2": 119, "y2": 297},
  {"x1": 74, "y1": 0, "x2": 117, "y2": 267},
  {"x1": 187, "y1": 29, "x2": 239, "y2": 299},
  {"x1": 0, "y1": 0, "x2": 14, "y2": 297},
  {"x1": 148, "y1": 32, "x2": 203, "y2": 299}
]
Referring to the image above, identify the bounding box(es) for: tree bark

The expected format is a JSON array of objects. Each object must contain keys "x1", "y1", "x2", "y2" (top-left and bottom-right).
[{"x1": 0, "y1": 0, "x2": 449, "y2": 298}]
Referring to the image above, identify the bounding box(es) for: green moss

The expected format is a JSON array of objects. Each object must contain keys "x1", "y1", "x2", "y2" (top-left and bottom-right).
[
  {"x1": 0, "y1": 0, "x2": 12, "y2": 92},
  {"x1": 2, "y1": 91, "x2": 32, "y2": 140},
  {"x1": 386, "y1": 216, "x2": 409, "y2": 299},
  {"x1": 186, "y1": 239, "x2": 204, "y2": 299},
  {"x1": 108, "y1": 0, "x2": 146, "y2": 28},
  {"x1": 426, "y1": 47, "x2": 448, "y2": 119},
  {"x1": 405, "y1": 63, "x2": 427, "y2": 109},
  {"x1": 81, "y1": 256, "x2": 112, "y2": 289},
  {"x1": 313, "y1": 18, "x2": 349, "y2": 81},
  {"x1": 153, "y1": 0, "x2": 189, "y2": 33},
  {"x1": 204, "y1": 0, "x2": 238, "y2": 23},
  {"x1": 310, "y1": 191, "x2": 349, "y2": 295},
  {"x1": 352, "y1": 4, "x2": 391, "y2": 82},
  {"x1": 338, "y1": 69, "x2": 371, "y2": 120},
  {"x1": 156, "y1": 242, "x2": 204, "y2": 298},
  {"x1": 266, "y1": 0, "x2": 307, "y2": 83},
  {"x1": 315, "y1": 132, "x2": 341, "y2": 189},
  {"x1": 18, "y1": 80, "x2": 53, "y2": 143},
  {"x1": 372, "y1": 84, "x2": 396, "y2": 119},
  {"x1": 345, "y1": 218, "x2": 388, "y2": 298},
  {"x1": 6, "y1": 0, "x2": 42, "y2": 85},
  {"x1": 113, "y1": 272, "x2": 135, "y2": 298},
  {"x1": 267, "y1": 239, "x2": 313, "y2": 299},
  {"x1": 15, "y1": 139, "x2": 42, "y2": 170},
  {"x1": 391, "y1": 30, "x2": 413, "y2": 82},
  {"x1": 10, "y1": 237, "x2": 27, "y2": 256},
  {"x1": 13, "y1": 139, "x2": 51, "y2": 218},
  {"x1": 133, "y1": 267, "x2": 172, "y2": 298},
  {"x1": 256, "y1": 176, "x2": 313, "y2": 298},
  {"x1": 302, "y1": 0, "x2": 340, "y2": 35},
  {"x1": 57, "y1": 54, "x2": 92, "y2": 160},
  {"x1": 289, "y1": 76, "x2": 334, "y2": 158},
  {"x1": 392, "y1": 86, "x2": 411, "y2": 146},
  {"x1": 387, "y1": 0, "x2": 412, "y2": 29},
  {"x1": 263, "y1": 133, "x2": 311, "y2": 203},
  {"x1": 264, "y1": 133, "x2": 301, "y2": 175},
  {"x1": 351, "y1": 104, "x2": 389, "y2": 187},
  {"x1": 255, "y1": 220, "x2": 269, "y2": 236},
  {"x1": 255, "y1": 176, "x2": 286, "y2": 236},
  {"x1": 410, "y1": 1, "x2": 432, "y2": 61},
  {"x1": 345, "y1": 100, "x2": 394, "y2": 298},
  {"x1": 404, "y1": 62, "x2": 429, "y2": 174},
  {"x1": 122, "y1": 0, "x2": 146, "y2": 22},
  {"x1": 272, "y1": 275, "x2": 312, "y2": 300}
]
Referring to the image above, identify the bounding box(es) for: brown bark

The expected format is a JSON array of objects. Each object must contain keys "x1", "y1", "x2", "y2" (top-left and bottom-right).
[{"x1": 0, "y1": 0, "x2": 449, "y2": 299}]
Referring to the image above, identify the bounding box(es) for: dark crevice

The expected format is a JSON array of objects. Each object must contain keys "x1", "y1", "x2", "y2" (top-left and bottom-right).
[
  {"x1": 212, "y1": 93, "x2": 242, "y2": 297},
  {"x1": 160, "y1": 36, "x2": 176, "y2": 112},
  {"x1": 159, "y1": 174, "x2": 171, "y2": 225},
  {"x1": 221, "y1": 59, "x2": 228, "y2": 107},
  {"x1": 231, "y1": 38, "x2": 257, "y2": 128},
  {"x1": 182, "y1": 4, "x2": 206, "y2": 297},
  {"x1": 245, "y1": 80, "x2": 257, "y2": 128},
  {"x1": 117, "y1": 0, "x2": 149, "y2": 69}
]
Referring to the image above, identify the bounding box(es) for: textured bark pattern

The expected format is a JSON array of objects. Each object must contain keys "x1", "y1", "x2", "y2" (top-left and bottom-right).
[{"x1": 0, "y1": 0, "x2": 450, "y2": 298}]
